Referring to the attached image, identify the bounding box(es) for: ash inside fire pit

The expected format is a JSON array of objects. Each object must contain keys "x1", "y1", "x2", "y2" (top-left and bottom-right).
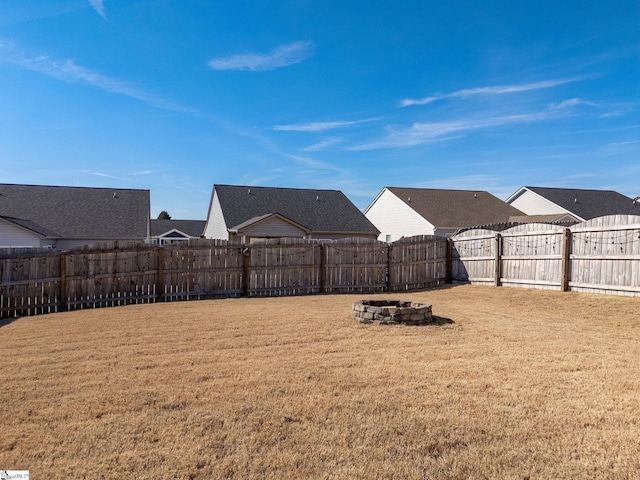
[{"x1": 353, "y1": 300, "x2": 433, "y2": 325}]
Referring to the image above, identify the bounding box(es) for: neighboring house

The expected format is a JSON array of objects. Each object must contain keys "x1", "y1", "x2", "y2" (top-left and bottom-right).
[
  {"x1": 364, "y1": 187, "x2": 525, "y2": 241},
  {"x1": 506, "y1": 186, "x2": 640, "y2": 222},
  {"x1": 150, "y1": 219, "x2": 205, "y2": 245},
  {"x1": 0, "y1": 183, "x2": 150, "y2": 249},
  {"x1": 203, "y1": 184, "x2": 379, "y2": 242}
]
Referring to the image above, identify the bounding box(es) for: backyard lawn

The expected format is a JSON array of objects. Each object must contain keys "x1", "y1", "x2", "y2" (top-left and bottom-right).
[{"x1": 1, "y1": 285, "x2": 639, "y2": 479}]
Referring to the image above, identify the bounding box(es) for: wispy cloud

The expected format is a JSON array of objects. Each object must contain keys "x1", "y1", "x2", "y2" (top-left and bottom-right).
[
  {"x1": 0, "y1": 45, "x2": 193, "y2": 114},
  {"x1": 89, "y1": 0, "x2": 107, "y2": 21},
  {"x1": 208, "y1": 41, "x2": 313, "y2": 72},
  {"x1": 274, "y1": 117, "x2": 379, "y2": 132},
  {"x1": 84, "y1": 171, "x2": 119, "y2": 179},
  {"x1": 0, "y1": 40, "x2": 15, "y2": 52},
  {"x1": 598, "y1": 140, "x2": 640, "y2": 157},
  {"x1": 400, "y1": 77, "x2": 588, "y2": 107},
  {"x1": 598, "y1": 101, "x2": 638, "y2": 118},
  {"x1": 411, "y1": 174, "x2": 511, "y2": 192},
  {"x1": 354, "y1": 99, "x2": 586, "y2": 150},
  {"x1": 302, "y1": 138, "x2": 342, "y2": 151},
  {"x1": 84, "y1": 169, "x2": 153, "y2": 180},
  {"x1": 0, "y1": 4, "x2": 85, "y2": 28}
]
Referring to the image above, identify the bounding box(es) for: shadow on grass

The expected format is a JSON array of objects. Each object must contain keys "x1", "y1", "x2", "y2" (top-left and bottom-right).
[
  {"x1": 428, "y1": 315, "x2": 455, "y2": 326},
  {"x1": 361, "y1": 315, "x2": 455, "y2": 326},
  {"x1": 0, "y1": 317, "x2": 20, "y2": 329}
]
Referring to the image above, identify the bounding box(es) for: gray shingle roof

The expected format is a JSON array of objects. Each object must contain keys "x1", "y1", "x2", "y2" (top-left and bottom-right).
[
  {"x1": 0, "y1": 216, "x2": 60, "y2": 237},
  {"x1": 526, "y1": 186, "x2": 640, "y2": 220},
  {"x1": 150, "y1": 219, "x2": 206, "y2": 237},
  {"x1": 387, "y1": 187, "x2": 525, "y2": 229},
  {"x1": 0, "y1": 184, "x2": 150, "y2": 239},
  {"x1": 213, "y1": 184, "x2": 379, "y2": 234}
]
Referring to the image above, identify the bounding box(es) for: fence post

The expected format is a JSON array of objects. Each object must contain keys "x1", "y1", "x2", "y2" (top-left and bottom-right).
[
  {"x1": 112, "y1": 244, "x2": 119, "y2": 304},
  {"x1": 561, "y1": 228, "x2": 571, "y2": 292},
  {"x1": 155, "y1": 246, "x2": 165, "y2": 302},
  {"x1": 59, "y1": 252, "x2": 67, "y2": 312},
  {"x1": 446, "y1": 238, "x2": 453, "y2": 284},
  {"x1": 320, "y1": 243, "x2": 327, "y2": 293},
  {"x1": 387, "y1": 244, "x2": 393, "y2": 292},
  {"x1": 494, "y1": 233, "x2": 502, "y2": 287},
  {"x1": 242, "y1": 245, "x2": 250, "y2": 296}
]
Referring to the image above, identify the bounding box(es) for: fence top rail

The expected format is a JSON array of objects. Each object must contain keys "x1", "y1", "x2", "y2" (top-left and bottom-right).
[
  {"x1": 570, "y1": 224, "x2": 640, "y2": 234},
  {"x1": 500, "y1": 229, "x2": 565, "y2": 238},
  {"x1": 392, "y1": 234, "x2": 447, "y2": 244},
  {"x1": 0, "y1": 249, "x2": 61, "y2": 260},
  {"x1": 453, "y1": 224, "x2": 640, "y2": 240},
  {"x1": 451, "y1": 229, "x2": 496, "y2": 239},
  {"x1": 65, "y1": 243, "x2": 158, "y2": 255},
  {"x1": 451, "y1": 234, "x2": 496, "y2": 241}
]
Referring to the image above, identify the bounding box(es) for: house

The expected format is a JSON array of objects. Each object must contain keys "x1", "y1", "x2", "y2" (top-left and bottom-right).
[
  {"x1": 150, "y1": 219, "x2": 205, "y2": 245},
  {"x1": 203, "y1": 184, "x2": 379, "y2": 242},
  {"x1": 0, "y1": 183, "x2": 150, "y2": 249},
  {"x1": 506, "y1": 186, "x2": 640, "y2": 222},
  {"x1": 364, "y1": 187, "x2": 525, "y2": 241}
]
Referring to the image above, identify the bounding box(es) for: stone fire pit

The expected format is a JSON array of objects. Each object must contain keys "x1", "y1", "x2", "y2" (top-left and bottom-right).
[{"x1": 353, "y1": 300, "x2": 433, "y2": 325}]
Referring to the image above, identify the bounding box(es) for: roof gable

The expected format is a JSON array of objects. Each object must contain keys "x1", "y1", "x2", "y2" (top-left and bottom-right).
[
  {"x1": 212, "y1": 184, "x2": 379, "y2": 234},
  {"x1": 150, "y1": 219, "x2": 205, "y2": 237},
  {"x1": 386, "y1": 187, "x2": 525, "y2": 229},
  {"x1": 0, "y1": 184, "x2": 150, "y2": 239},
  {"x1": 525, "y1": 186, "x2": 640, "y2": 220},
  {"x1": 229, "y1": 213, "x2": 311, "y2": 233},
  {"x1": 0, "y1": 216, "x2": 59, "y2": 238}
]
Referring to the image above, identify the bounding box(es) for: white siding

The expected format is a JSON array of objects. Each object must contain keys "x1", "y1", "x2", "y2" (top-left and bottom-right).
[
  {"x1": 55, "y1": 238, "x2": 141, "y2": 250},
  {"x1": 509, "y1": 190, "x2": 572, "y2": 217},
  {"x1": 203, "y1": 190, "x2": 229, "y2": 239},
  {"x1": 311, "y1": 232, "x2": 378, "y2": 241},
  {"x1": 240, "y1": 216, "x2": 307, "y2": 240},
  {"x1": 0, "y1": 221, "x2": 44, "y2": 247},
  {"x1": 365, "y1": 188, "x2": 435, "y2": 242}
]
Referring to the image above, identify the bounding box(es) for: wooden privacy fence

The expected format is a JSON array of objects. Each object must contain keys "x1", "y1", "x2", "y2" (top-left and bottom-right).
[
  {"x1": 450, "y1": 214, "x2": 640, "y2": 296},
  {"x1": 0, "y1": 235, "x2": 447, "y2": 318},
  {"x1": 4, "y1": 214, "x2": 637, "y2": 319}
]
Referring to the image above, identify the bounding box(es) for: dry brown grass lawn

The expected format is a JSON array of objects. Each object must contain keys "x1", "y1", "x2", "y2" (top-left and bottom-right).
[{"x1": 1, "y1": 285, "x2": 640, "y2": 479}]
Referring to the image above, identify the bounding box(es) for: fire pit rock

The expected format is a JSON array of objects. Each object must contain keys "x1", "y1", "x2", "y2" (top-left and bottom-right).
[{"x1": 353, "y1": 300, "x2": 433, "y2": 325}]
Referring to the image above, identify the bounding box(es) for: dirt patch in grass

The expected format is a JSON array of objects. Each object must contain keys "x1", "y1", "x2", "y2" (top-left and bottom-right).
[{"x1": 1, "y1": 285, "x2": 640, "y2": 479}]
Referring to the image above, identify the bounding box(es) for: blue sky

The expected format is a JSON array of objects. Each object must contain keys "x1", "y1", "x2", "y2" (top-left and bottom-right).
[{"x1": 1, "y1": 1, "x2": 639, "y2": 219}]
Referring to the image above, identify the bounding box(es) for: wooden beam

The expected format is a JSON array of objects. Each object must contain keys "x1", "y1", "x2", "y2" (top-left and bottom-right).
[
  {"x1": 320, "y1": 243, "x2": 327, "y2": 293},
  {"x1": 446, "y1": 238, "x2": 453, "y2": 284},
  {"x1": 494, "y1": 233, "x2": 502, "y2": 287},
  {"x1": 242, "y1": 246, "x2": 250, "y2": 296},
  {"x1": 155, "y1": 247, "x2": 165, "y2": 302},
  {"x1": 59, "y1": 252, "x2": 67, "y2": 312},
  {"x1": 387, "y1": 244, "x2": 393, "y2": 292},
  {"x1": 561, "y1": 228, "x2": 571, "y2": 292}
]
